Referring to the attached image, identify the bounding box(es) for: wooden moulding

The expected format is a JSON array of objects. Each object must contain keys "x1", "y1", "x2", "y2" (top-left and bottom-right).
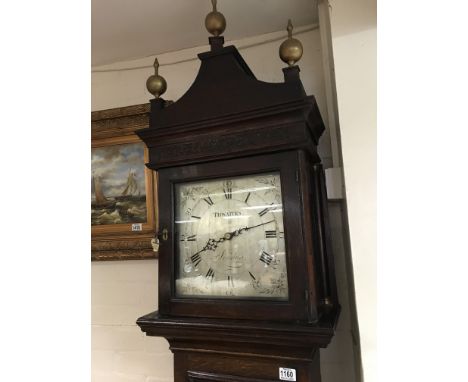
[
  {"x1": 137, "y1": 311, "x2": 335, "y2": 351},
  {"x1": 91, "y1": 103, "x2": 158, "y2": 261},
  {"x1": 139, "y1": 100, "x2": 323, "y2": 171}
]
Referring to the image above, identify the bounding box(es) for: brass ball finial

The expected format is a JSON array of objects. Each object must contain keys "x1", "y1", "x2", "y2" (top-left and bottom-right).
[
  {"x1": 146, "y1": 58, "x2": 167, "y2": 99},
  {"x1": 205, "y1": 0, "x2": 226, "y2": 36},
  {"x1": 279, "y1": 19, "x2": 303, "y2": 67}
]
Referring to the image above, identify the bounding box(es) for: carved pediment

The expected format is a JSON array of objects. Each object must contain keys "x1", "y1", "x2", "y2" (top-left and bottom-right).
[{"x1": 149, "y1": 45, "x2": 308, "y2": 130}]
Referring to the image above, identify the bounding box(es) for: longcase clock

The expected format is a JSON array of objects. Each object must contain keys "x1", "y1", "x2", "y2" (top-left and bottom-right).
[{"x1": 136, "y1": 5, "x2": 339, "y2": 382}]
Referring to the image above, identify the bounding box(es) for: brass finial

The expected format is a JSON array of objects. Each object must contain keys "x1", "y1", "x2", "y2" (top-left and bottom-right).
[
  {"x1": 279, "y1": 19, "x2": 303, "y2": 67},
  {"x1": 205, "y1": 0, "x2": 226, "y2": 37},
  {"x1": 146, "y1": 58, "x2": 167, "y2": 99}
]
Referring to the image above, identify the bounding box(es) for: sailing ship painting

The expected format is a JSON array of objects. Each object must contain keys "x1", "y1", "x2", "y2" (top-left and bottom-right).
[{"x1": 91, "y1": 142, "x2": 147, "y2": 225}]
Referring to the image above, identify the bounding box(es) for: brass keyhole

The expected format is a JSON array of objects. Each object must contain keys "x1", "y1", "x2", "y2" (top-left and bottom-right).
[{"x1": 162, "y1": 228, "x2": 169, "y2": 241}]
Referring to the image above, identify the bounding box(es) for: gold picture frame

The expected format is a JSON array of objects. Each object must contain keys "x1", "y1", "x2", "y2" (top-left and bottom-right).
[{"x1": 91, "y1": 103, "x2": 158, "y2": 261}]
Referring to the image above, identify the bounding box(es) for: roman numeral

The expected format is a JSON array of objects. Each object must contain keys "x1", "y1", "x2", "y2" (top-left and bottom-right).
[
  {"x1": 224, "y1": 187, "x2": 232, "y2": 199},
  {"x1": 248, "y1": 271, "x2": 256, "y2": 280},
  {"x1": 191, "y1": 253, "x2": 201, "y2": 267},
  {"x1": 227, "y1": 275, "x2": 234, "y2": 287},
  {"x1": 265, "y1": 230, "x2": 284, "y2": 238},
  {"x1": 205, "y1": 268, "x2": 215, "y2": 279},
  {"x1": 223, "y1": 180, "x2": 233, "y2": 199},
  {"x1": 258, "y1": 204, "x2": 274, "y2": 217},
  {"x1": 181, "y1": 234, "x2": 197, "y2": 241},
  {"x1": 244, "y1": 192, "x2": 251, "y2": 203},
  {"x1": 259, "y1": 250, "x2": 273, "y2": 266},
  {"x1": 203, "y1": 196, "x2": 214, "y2": 206},
  {"x1": 191, "y1": 215, "x2": 201, "y2": 220}
]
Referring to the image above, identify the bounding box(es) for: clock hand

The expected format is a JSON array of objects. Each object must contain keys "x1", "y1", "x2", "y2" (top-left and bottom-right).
[
  {"x1": 190, "y1": 219, "x2": 276, "y2": 258},
  {"x1": 191, "y1": 237, "x2": 221, "y2": 257},
  {"x1": 244, "y1": 219, "x2": 276, "y2": 231},
  {"x1": 222, "y1": 219, "x2": 275, "y2": 240}
]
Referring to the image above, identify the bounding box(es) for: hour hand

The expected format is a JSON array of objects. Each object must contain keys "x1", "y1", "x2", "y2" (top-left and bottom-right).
[{"x1": 191, "y1": 237, "x2": 220, "y2": 257}]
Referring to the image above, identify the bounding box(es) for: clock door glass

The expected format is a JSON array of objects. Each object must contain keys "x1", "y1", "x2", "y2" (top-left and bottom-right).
[{"x1": 174, "y1": 172, "x2": 288, "y2": 300}]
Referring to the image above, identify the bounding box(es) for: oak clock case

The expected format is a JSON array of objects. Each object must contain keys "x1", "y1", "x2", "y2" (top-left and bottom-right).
[
  {"x1": 136, "y1": 11, "x2": 339, "y2": 382},
  {"x1": 158, "y1": 152, "x2": 314, "y2": 321}
]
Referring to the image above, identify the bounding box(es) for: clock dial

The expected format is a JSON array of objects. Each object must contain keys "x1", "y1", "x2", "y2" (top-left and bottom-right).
[{"x1": 174, "y1": 172, "x2": 288, "y2": 300}]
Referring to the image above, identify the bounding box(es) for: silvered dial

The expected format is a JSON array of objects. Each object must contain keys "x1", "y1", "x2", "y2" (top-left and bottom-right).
[{"x1": 174, "y1": 172, "x2": 288, "y2": 300}]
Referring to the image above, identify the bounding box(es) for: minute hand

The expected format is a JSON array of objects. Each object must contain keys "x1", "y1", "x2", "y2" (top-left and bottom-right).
[
  {"x1": 223, "y1": 219, "x2": 276, "y2": 240},
  {"x1": 192, "y1": 219, "x2": 276, "y2": 257}
]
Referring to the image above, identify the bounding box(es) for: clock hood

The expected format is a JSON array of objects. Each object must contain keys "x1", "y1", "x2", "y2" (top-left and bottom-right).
[
  {"x1": 136, "y1": 41, "x2": 326, "y2": 170},
  {"x1": 146, "y1": 44, "x2": 311, "y2": 130}
]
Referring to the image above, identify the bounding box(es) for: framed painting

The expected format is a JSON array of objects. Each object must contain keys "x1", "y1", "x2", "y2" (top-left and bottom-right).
[{"x1": 91, "y1": 103, "x2": 158, "y2": 260}]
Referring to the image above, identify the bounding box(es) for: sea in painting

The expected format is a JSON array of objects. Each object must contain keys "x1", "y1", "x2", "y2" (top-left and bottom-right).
[{"x1": 91, "y1": 142, "x2": 147, "y2": 225}]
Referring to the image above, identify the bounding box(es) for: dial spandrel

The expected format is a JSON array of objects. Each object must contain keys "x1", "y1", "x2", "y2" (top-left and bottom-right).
[{"x1": 174, "y1": 172, "x2": 288, "y2": 300}]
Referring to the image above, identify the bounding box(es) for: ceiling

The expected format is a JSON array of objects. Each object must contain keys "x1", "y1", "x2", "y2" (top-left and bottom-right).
[{"x1": 92, "y1": 0, "x2": 319, "y2": 67}]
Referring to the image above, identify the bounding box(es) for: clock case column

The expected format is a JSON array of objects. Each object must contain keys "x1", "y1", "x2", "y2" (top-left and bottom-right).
[{"x1": 136, "y1": 44, "x2": 339, "y2": 381}]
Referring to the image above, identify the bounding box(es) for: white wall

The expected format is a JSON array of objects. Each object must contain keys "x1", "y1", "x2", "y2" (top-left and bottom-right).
[
  {"x1": 92, "y1": 260, "x2": 173, "y2": 382},
  {"x1": 327, "y1": 0, "x2": 377, "y2": 380},
  {"x1": 92, "y1": 26, "x2": 358, "y2": 382}
]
